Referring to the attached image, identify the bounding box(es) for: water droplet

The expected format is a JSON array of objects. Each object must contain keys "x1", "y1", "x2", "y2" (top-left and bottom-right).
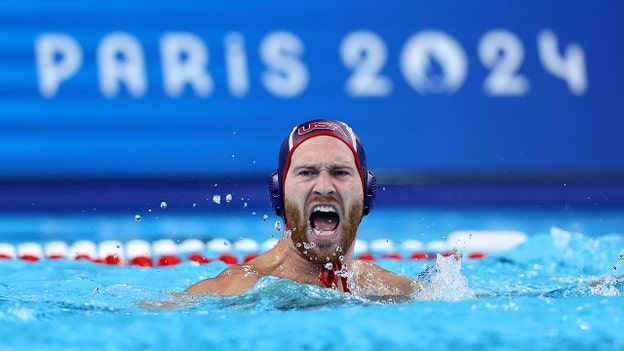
[
  {"x1": 213, "y1": 195, "x2": 221, "y2": 204},
  {"x1": 231, "y1": 154, "x2": 236, "y2": 159},
  {"x1": 148, "y1": 209, "x2": 152, "y2": 213},
  {"x1": 275, "y1": 220, "x2": 282, "y2": 231},
  {"x1": 225, "y1": 194, "x2": 232, "y2": 202},
  {"x1": 324, "y1": 262, "x2": 333, "y2": 270},
  {"x1": 134, "y1": 214, "x2": 141, "y2": 222},
  {"x1": 262, "y1": 214, "x2": 268, "y2": 222},
  {"x1": 160, "y1": 201, "x2": 167, "y2": 209},
  {"x1": 243, "y1": 202, "x2": 248, "y2": 208},
  {"x1": 192, "y1": 203, "x2": 197, "y2": 208}
]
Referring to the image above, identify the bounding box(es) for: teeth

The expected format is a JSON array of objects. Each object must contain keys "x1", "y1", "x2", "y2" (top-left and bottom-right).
[
  {"x1": 312, "y1": 228, "x2": 334, "y2": 237},
  {"x1": 312, "y1": 205, "x2": 336, "y2": 213}
]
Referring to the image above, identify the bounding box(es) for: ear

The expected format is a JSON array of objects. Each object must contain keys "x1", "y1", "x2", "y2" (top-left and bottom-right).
[{"x1": 267, "y1": 170, "x2": 282, "y2": 216}]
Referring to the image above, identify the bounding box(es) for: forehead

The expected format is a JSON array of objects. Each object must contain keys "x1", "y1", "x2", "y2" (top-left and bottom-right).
[{"x1": 289, "y1": 136, "x2": 356, "y2": 166}]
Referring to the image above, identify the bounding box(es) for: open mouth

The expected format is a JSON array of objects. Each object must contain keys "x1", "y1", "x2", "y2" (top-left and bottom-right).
[{"x1": 309, "y1": 205, "x2": 340, "y2": 238}]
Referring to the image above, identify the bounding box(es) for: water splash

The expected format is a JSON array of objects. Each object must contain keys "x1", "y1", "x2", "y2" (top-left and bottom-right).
[
  {"x1": 416, "y1": 254, "x2": 475, "y2": 302},
  {"x1": 221, "y1": 276, "x2": 354, "y2": 311},
  {"x1": 589, "y1": 276, "x2": 621, "y2": 297},
  {"x1": 212, "y1": 195, "x2": 221, "y2": 204}
]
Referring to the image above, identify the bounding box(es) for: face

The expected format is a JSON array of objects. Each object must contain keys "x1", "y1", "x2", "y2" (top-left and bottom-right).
[{"x1": 283, "y1": 136, "x2": 364, "y2": 263}]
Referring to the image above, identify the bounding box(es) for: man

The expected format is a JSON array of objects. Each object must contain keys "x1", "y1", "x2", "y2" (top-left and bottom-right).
[{"x1": 185, "y1": 119, "x2": 424, "y2": 296}]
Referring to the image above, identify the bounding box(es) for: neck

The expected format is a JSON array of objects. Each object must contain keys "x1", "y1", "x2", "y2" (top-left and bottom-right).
[
  {"x1": 318, "y1": 260, "x2": 352, "y2": 293},
  {"x1": 267, "y1": 237, "x2": 354, "y2": 293}
]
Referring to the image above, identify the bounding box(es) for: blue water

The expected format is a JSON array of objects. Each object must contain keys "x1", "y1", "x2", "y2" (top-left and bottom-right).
[{"x1": 1, "y1": 208, "x2": 624, "y2": 350}]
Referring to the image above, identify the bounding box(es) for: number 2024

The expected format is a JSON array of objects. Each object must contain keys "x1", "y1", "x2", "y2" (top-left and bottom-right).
[{"x1": 340, "y1": 29, "x2": 587, "y2": 97}]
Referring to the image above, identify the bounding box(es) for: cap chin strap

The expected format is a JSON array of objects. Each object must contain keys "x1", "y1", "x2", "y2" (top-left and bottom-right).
[{"x1": 318, "y1": 260, "x2": 352, "y2": 294}]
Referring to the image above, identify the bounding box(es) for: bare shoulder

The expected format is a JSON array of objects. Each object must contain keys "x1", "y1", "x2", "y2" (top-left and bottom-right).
[
  {"x1": 351, "y1": 260, "x2": 423, "y2": 295},
  {"x1": 185, "y1": 264, "x2": 261, "y2": 295}
]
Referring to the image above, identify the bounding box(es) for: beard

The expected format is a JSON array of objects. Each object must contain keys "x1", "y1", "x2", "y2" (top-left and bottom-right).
[{"x1": 284, "y1": 197, "x2": 363, "y2": 264}]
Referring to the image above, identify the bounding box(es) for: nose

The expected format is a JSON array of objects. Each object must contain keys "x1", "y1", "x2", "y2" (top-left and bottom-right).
[{"x1": 313, "y1": 170, "x2": 335, "y2": 197}]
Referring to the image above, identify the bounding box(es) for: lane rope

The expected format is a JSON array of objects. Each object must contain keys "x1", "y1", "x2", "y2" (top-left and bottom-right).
[{"x1": 0, "y1": 230, "x2": 528, "y2": 267}]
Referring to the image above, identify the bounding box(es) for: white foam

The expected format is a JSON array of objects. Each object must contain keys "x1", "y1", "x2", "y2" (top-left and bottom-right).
[{"x1": 416, "y1": 254, "x2": 475, "y2": 301}]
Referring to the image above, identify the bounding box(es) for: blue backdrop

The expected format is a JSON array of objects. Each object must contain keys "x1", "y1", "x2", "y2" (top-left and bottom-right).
[{"x1": 1, "y1": 1, "x2": 623, "y2": 182}]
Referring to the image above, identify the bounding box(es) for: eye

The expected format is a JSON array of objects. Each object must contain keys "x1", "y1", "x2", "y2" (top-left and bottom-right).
[
  {"x1": 331, "y1": 169, "x2": 351, "y2": 176},
  {"x1": 298, "y1": 169, "x2": 316, "y2": 176}
]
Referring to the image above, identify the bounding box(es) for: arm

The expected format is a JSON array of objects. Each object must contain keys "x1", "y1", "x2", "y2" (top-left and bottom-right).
[
  {"x1": 139, "y1": 265, "x2": 259, "y2": 309},
  {"x1": 185, "y1": 265, "x2": 260, "y2": 295},
  {"x1": 352, "y1": 260, "x2": 424, "y2": 295}
]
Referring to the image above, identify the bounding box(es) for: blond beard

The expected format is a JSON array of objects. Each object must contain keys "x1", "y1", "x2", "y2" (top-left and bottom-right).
[{"x1": 284, "y1": 198, "x2": 363, "y2": 264}]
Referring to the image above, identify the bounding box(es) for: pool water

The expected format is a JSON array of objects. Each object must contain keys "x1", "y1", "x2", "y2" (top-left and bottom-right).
[{"x1": 1, "y1": 209, "x2": 623, "y2": 350}]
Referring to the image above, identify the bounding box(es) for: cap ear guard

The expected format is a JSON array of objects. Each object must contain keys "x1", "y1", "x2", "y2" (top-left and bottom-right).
[
  {"x1": 268, "y1": 170, "x2": 283, "y2": 217},
  {"x1": 362, "y1": 169, "x2": 377, "y2": 216}
]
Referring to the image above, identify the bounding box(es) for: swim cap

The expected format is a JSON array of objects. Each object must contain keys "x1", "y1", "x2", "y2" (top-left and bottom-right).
[{"x1": 268, "y1": 119, "x2": 376, "y2": 223}]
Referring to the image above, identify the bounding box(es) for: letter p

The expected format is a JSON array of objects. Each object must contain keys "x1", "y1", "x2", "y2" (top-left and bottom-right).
[{"x1": 35, "y1": 33, "x2": 83, "y2": 98}]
